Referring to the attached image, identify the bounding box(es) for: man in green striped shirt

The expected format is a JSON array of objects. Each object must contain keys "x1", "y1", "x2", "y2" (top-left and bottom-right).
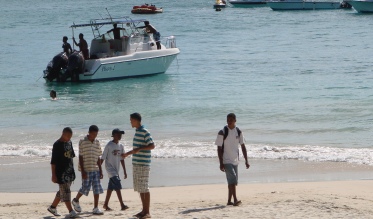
[{"x1": 122, "y1": 113, "x2": 155, "y2": 219}]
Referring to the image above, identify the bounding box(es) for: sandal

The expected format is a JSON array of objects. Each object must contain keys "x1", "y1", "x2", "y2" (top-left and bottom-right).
[
  {"x1": 121, "y1": 205, "x2": 129, "y2": 210},
  {"x1": 133, "y1": 212, "x2": 145, "y2": 218},
  {"x1": 103, "y1": 205, "x2": 113, "y2": 211},
  {"x1": 233, "y1": 200, "x2": 242, "y2": 206}
]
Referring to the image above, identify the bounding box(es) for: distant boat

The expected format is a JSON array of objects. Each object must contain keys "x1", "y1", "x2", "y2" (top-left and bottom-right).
[
  {"x1": 131, "y1": 4, "x2": 163, "y2": 14},
  {"x1": 267, "y1": 0, "x2": 349, "y2": 10},
  {"x1": 347, "y1": 0, "x2": 373, "y2": 12},
  {"x1": 214, "y1": 0, "x2": 227, "y2": 8},
  {"x1": 228, "y1": 0, "x2": 267, "y2": 7}
]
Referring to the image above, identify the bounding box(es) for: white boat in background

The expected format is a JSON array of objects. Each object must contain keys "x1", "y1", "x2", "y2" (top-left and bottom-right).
[
  {"x1": 43, "y1": 16, "x2": 179, "y2": 82},
  {"x1": 267, "y1": 0, "x2": 349, "y2": 10},
  {"x1": 347, "y1": 0, "x2": 373, "y2": 12},
  {"x1": 228, "y1": 0, "x2": 267, "y2": 7}
]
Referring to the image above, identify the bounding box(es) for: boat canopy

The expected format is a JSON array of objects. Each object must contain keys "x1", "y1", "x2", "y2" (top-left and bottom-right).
[
  {"x1": 70, "y1": 17, "x2": 147, "y2": 28},
  {"x1": 70, "y1": 16, "x2": 148, "y2": 39}
]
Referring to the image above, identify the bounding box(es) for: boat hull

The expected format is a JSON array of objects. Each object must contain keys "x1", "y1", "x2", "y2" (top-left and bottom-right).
[
  {"x1": 213, "y1": 4, "x2": 227, "y2": 8},
  {"x1": 228, "y1": 0, "x2": 267, "y2": 7},
  {"x1": 267, "y1": 1, "x2": 342, "y2": 10},
  {"x1": 44, "y1": 48, "x2": 179, "y2": 82},
  {"x1": 347, "y1": 0, "x2": 373, "y2": 12}
]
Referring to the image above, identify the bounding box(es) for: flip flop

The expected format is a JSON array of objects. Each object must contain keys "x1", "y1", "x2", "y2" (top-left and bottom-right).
[
  {"x1": 103, "y1": 205, "x2": 113, "y2": 211},
  {"x1": 140, "y1": 214, "x2": 152, "y2": 219},
  {"x1": 233, "y1": 200, "x2": 242, "y2": 206},
  {"x1": 227, "y1": 202, "x2": 234, "y2": 205},
  {"x1": 121, "y1": 205, "x2": 129, "y2": 210},
  {"x1": 133, "y1": 212, "x2": 145, "y2": 218}
]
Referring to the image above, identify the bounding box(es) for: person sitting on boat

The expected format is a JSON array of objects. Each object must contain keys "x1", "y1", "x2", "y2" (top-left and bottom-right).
[
  {"x1": 139, "y1": 21, "x2": 161, "y2": 50},
  {"x1": 62, "y1": 36, "x2": 73, "y2": 56},
  {"x1": 106, "y1": 24, "x2": 126, "y2": 40},
  {"x1": 73, "y1": 33, "x2": 89, "y2": 59}
]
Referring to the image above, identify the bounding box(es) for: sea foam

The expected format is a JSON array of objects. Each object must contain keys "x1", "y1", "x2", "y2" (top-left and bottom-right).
[{"x1": 1, "y1": 141, "x2": 373, "y2": 166}]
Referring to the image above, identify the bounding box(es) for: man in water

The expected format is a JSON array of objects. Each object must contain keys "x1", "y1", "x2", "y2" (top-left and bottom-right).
[
  {"x1": 50, "y1": 90, "x2": 57, "y2": 100},
  {"x1": 73, "y1": 33, "x2": 89, "y2": 59},
  {"x1": 140, "y1": 21, "x2": 161, "y2": 50},
  {"x1": 215, "y1": 113, "x2": 250, "y2": 206},
  {"x1": 62, "y1": 36, "x2": 73, "y2": 56}
]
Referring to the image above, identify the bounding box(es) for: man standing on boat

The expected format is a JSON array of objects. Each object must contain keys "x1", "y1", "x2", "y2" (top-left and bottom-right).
[
  {"x1": 140, "y1": 21, "x2": 161, "y2": 50},
  {"x1": 107, "y1": 24, "x2": 126, "y2": 40},
  {"x1": 73, "y1": 33, "x2": 89, "y2": 59},
  {"x1": 62, "y1": 36, "x2": 73, "y2": 56}
]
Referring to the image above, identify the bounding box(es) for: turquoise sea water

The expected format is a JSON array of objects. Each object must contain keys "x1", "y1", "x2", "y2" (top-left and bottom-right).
[{"x1": 1, "y1": 0, "x2": 373, "y2": 165}]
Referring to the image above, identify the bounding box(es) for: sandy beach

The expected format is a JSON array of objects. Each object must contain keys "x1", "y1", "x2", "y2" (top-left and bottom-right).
[{"x1": 1, "y1": 180, "x2": 373, "y2": 219}]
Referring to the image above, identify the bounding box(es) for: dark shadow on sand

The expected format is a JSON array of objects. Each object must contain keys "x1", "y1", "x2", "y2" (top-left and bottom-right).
[{"x1": 179, "y1": 205, "x2": 226, "y2": 214}]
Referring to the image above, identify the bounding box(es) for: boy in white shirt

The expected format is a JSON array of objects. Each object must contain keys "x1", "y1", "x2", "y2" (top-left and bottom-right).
[{"x1": 101, "y1": 128, "x2": 129, "y2": 211}]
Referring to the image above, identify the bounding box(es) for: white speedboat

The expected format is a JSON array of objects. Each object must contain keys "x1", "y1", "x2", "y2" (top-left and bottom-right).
[
  {"x1": 267, "y1": 0, "x2": 347, "y2": 10},
  {"x1": 348, "y1": 0, "x2": 373, "y2": 12},
  {"x1": 43, "y1": 16, "x2": 179, "y2": 82},
  {"x1": 228, "y1": 0, "x2": 267, "y2": 7}
]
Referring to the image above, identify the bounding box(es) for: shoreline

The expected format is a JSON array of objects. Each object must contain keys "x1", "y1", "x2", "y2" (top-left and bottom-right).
[
  {"x1": 1, "y1": 156, "x2": 373, "y2": 193},
  {"x1": 1, "y1": 181, "x2": 373, "y2": 218}
]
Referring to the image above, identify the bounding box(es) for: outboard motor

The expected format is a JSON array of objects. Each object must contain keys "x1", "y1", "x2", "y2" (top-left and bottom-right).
[
  {"x1": 63, "y1": 51, "x2": 85, "y2": 82},
  {"x1": 340, "y1": 1, "x2": 352, "y2": 8},
  {"x1": 44, "y1": 52, "x2": 68, "y2": 82}
]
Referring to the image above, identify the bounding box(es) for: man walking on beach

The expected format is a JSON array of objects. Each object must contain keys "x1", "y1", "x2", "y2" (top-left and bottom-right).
[
  {"x1": 122, "y1": 113, "x2": 155, "y2": 219},
  {"x1": 48, "y1": 127, "x2": 78, "y2": 218},
  {"x1": 101, "y1": 128, "x2": 129, "y2": 211},
  {"x1": 215, "y1": 113, "x2": 250, "y2": 206},
  {"x1": 72, "y1": 125, "x2": 104, "y2": 215}
]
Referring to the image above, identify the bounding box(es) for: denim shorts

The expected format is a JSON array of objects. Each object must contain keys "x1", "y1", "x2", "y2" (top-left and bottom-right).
[
  {"x1": 108, "y1": 176, "x2": 122, "y2": 191},
  {"x1": 224, "y1": 164, "x2": 238, "y2": 185},
  {"x1": 78, "y1": 171, "x2": 104, "y2": 196}
]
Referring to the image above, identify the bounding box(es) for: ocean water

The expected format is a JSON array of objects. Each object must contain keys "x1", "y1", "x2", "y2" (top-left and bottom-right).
[{"x1": 1, "y1": 0, "x2": 373, "y2": 167}]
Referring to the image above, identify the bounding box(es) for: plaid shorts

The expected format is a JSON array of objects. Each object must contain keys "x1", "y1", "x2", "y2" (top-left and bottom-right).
[
  {"x1": 56, "y1": 182, "x2": 72, "y2": 202},
  {"x1": 133, "y1": 165, "x2": 150, "y2": 193},
  {"x1": 78, "y1": 171, "x2": 103, "y2": 196}
]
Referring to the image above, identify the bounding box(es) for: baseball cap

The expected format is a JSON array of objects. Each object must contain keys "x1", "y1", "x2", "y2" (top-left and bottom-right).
[{"x1": 112, "y1": 128, "x2": 125, "y2": 136}]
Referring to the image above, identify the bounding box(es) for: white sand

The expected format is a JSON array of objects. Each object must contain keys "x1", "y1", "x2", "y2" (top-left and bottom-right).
[{"x1": 1, "y1": 180, "x2": 373, "y2": 218}]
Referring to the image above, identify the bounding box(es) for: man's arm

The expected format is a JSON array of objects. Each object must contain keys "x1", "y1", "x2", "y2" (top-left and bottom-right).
[
  {"x1": 51, "y1": 164, "x2": 57, "y2": 183},
  {"x1": 122, "y1": 143, "x2": 155, "y2": 158},
  {"x1": 120, "y1": 159, "x2": 127, "y2": 179},
  {"x1": 79, "y1": 155, "x2": 87, "y2": 179},
  {"x1": 97, "y1": 157, "x2": 103, "y2": 179},
  {"x1": 241, "y1": 144, "x2": 250, "y2": 169},
  {"x1": 217, "y1": 146, "x2": 225, "y2": 172}
]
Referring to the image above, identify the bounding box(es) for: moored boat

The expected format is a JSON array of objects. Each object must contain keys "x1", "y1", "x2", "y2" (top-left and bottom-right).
[
  {"x1": 267, "y1": 0, "x2": 349, "y2": 10},
  {"x1": 347, "y1": 0, "x2": 373, "y2": 12},
  {"x1": 228, "y1": 0, "x2": 267, "y2": 7},
  {"x1": 131, "y1": 4, "x2": 163, "y2": 14},
  {"x1": 43, "y1": 16, "x2": 179, "y2": 82}
]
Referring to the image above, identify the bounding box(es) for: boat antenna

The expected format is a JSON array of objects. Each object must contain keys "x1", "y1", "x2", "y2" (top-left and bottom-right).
[
  {"x1": 105, "y1": 8, "x2": 114, "y2": 24},
  {"x1": 97, "y1": 10, "x2": 104, "y2": 20},
  {"x1": 72, "y1": 22, "x2": 75, "y2": 50}
]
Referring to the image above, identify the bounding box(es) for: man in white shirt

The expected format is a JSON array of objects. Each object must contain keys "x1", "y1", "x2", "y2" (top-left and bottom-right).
[{"x1": 215, "y1": 113, "x2": 250, "y2": 206}]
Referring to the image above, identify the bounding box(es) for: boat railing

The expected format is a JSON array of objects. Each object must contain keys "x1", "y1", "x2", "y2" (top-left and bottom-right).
[{"x1": 165, "y1": 36, "x2": 177, "y2": 49}]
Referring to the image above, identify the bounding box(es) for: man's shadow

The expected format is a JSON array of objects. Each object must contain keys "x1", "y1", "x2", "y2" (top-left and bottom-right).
[{"x1": 179, "y1": 205, "x2": 226, "y2": 214}]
